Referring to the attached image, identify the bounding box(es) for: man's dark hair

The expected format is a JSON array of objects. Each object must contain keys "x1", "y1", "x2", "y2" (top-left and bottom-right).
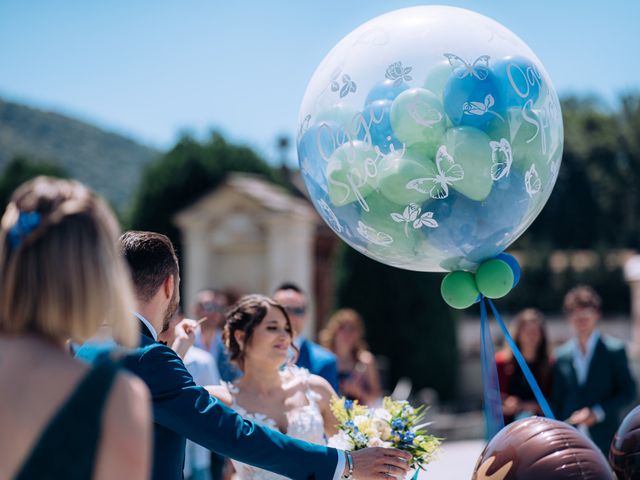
[
  {"x1": 274, "y1": 282, "x2": 305, "y2": 296},
  {"x1": 119, "y1": 231, "x2": 179, "y2": 302}
]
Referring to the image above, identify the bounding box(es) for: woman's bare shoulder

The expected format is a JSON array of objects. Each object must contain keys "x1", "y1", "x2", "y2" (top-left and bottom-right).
[
  {"x1": 307, "y1": 372, "x2": 337, "y2": 398},
  {"x1": 97, "y1": 372, "x2": 151, "y2": 480}
]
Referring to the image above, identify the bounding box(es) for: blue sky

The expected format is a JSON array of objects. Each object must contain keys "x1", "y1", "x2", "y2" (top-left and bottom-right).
[{"x1": 1, "y1": 1, "x2": 638, "y2": 163}]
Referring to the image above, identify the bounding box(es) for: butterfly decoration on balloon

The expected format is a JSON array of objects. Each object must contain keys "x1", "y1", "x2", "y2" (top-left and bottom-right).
[{"x1": 297, "y1": 6, "x2": 564, "y2": 441}]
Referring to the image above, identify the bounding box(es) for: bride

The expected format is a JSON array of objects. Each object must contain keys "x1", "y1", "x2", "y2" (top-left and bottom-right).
[{"x1": 206, "y1": 294, "x2": 409, "y2": 480}]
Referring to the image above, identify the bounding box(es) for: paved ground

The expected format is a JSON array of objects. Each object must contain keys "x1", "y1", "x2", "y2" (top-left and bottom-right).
[{"x1": 416, "y1": 439, "x2": 485, "y2": 479}]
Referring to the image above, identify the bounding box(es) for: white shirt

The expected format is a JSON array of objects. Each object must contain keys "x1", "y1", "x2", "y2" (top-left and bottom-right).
[
  {"x1": 572, "y1": 330, "x2": 600, "y2": 385},
  {"x1": 185, "y1": 346, "x2": 220, "y2": 386},
  {"x1": 571, "y1": 330, "x2": 605, "y2": 434},
  {"x1": 194, "y1": 328, "x2": 220, "y2": 358},
  {"x1": 133, "y1": 311, "x2": 157, "y2": 341},
  {"x1": 183, "y1": 346, "x2": 220, "y2": 475}
]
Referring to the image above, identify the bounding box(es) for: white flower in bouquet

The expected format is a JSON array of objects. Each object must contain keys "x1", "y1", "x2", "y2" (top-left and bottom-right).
[
  {"x1": 353, "y1": 415, "x2": 370, "y2": 430},
  {"x1": 373, "y1": 408, "x2": 392, "y2": 422},
  {"x1": 328, "y1": 430, "x2": 355, "y2": 450},
  {"x1": 372, "y1": 417, "x2": 392, "y2": 440},
  {"x1": 366, "y1": 437, "x2": 393, "y2": 448}
]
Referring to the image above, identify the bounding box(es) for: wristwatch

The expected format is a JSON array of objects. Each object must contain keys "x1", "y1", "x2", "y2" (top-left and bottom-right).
[{"x1": 342, "y1": 450, "x2": 354, "y2": 479}]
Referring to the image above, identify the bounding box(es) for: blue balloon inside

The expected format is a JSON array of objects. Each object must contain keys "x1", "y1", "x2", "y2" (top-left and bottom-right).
[
  {"x1": 493, "y1": 56, "x2": 542, "y2": 109},
  {"x1": 358, "y1": 100, "x2": 402, "y2": 154},
  {"x1": 423, "y1": 171, "x2": 530, "y2": 267},
  {"x1": 365, "y1": 78, "x2": 410, "y2": 106},
  {"x1": 298, "y1": 122, "x2": 351, "y2": 190},
  {"x1": 443, "y1": 69, "x2": 504, "y2": 131},
  {"x1": 304, "y1": 173, "x2": 365, "y2": 246}
]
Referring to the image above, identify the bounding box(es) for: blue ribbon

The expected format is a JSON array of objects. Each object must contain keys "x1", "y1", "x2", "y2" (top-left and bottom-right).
[
  {"x1": 479, "y1": 297, "x2": 504, "y2": 439},
  {"x1": 486, "y1": 298, "x2": 555, "y2": 420}
]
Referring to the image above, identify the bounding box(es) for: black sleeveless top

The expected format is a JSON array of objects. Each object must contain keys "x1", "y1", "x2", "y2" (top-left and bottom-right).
[{"x1": 14, "y1": 361, "x2": 120, "y2": 479}]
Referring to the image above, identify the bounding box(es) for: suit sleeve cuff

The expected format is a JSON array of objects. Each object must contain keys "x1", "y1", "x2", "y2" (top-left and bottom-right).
[
  {"x1": 333, "y1": 449, "x2": 346, "y2": 480},
  {"x1": 592, "y1": 404, "x2": 605, "y2": 423}
]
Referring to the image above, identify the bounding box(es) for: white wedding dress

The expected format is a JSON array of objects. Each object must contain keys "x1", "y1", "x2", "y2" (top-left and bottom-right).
[{"x1": 225, "y1": 366, "x2": 327, "y2": 480}]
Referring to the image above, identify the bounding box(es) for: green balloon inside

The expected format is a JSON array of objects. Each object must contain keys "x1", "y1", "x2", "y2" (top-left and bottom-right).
[
  {"x1": 390, "y1": 87, "x2": 445, "y2": 156},
  {"x1": 327, "y1": 141, "x2": 378, "y2": 206},
  {"x1": 423, "y1": 60, "x2": 452, "y2": 100},
  {"x1": 360, "y1": 194, "x2": 421, "y2": 257},
  {"x1": 441, "y1": 271, "x2": 480, "y2": 309},
  {"x1": 443, "y1": 126, "x2": 494, "y2": 201},
  {"x1": 475, "y1": 259, "x2": 514, "y2": 299},
  {"x1": 315, "y1": 103, "x2": 360, "y2": 137},
  {"x1": 377, "y1": 150, "x2": 433, "y2": 205}
]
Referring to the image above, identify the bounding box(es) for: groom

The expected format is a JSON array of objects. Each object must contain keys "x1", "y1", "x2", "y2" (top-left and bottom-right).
[{"x1": 77, "y1": 231, "x2": 410, "y2": 480}]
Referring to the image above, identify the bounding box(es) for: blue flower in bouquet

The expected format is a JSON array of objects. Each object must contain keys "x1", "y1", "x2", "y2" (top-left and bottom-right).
[
  {"x1": 354, "y1": 432, "x2": 368, "y2": 447},
  {"x1": 392, "y1": 419, "x2": 406, "y2": 430},
  {"x1": 329, "y1": 396, "x2": 442, "y2": 471},
  {"x1": 402, "y1": 432, "x2": 416, "y2": 445}
]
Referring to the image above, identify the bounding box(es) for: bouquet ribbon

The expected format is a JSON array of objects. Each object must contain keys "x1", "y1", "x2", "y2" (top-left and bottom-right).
[{"x1": 479, "y1": 296, "x2": 555, "y2": 439}]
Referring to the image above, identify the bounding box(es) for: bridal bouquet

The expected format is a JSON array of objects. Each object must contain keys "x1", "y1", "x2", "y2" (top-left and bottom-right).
[{"x1": 328, "y1": 397, "x2": 441, "y2": 477}]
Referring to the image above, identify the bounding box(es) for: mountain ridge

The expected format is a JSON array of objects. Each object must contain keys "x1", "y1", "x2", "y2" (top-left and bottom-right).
[{"x1": 0, "y1": 98, "x2": 159, "y2": 210}]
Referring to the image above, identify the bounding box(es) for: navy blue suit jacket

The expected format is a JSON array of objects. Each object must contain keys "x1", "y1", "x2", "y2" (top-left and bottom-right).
[
  {"x1": 296, "y1": 338, "x2": 339, "y2": 393},
  {"x1": 552, "y1": 335, "x2": 637, "y2": 455},
  {"x1": 76, "y1": 322, "x2": 338, "y2": 480}
]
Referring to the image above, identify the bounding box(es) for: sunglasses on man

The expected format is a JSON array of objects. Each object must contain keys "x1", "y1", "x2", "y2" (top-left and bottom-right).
[
  {"x1": 283, "y1": 305, "x2": 307, "y2": 316},
  {"x1": 200, "y1": 301, "x2": 226, "y2": 314}
]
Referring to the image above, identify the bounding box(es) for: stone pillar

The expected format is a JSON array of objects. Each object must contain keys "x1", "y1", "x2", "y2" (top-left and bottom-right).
[
  {"x1": 180, "y1": 224, "x2": 210, "y2": 312},
  {"x1": 265, "y1": 214, "x2": 316, "y2": 338},
  {"x1": 623, "y1": 255, "x2": 640, "y2": 358}
]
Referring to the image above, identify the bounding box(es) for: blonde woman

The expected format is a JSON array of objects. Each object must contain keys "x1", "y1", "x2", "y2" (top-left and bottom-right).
[
  {"x1": 0, "y1": 177, "x2": 151, "y2": 480},
  {"x1": 320, "y1": 309, "x2": 382, "y2": 406}
]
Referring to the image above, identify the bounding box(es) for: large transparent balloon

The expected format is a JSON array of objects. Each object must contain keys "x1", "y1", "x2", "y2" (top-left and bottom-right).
[{"x1": 297, "y1": 6, "x2": 563, "y2": 272}]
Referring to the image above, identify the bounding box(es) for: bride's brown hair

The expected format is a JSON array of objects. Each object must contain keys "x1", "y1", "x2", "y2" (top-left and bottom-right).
[{"x1": 223, "y1": 294, "x2": 298, "y2": 369}]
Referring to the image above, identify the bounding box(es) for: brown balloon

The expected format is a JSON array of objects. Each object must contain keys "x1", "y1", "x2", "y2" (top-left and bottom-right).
[
  {"x1": 471, "y1": 416, "x2": 614, "y2": 480},
  {"x1": 610, "y1": 405, "x2": 640, "y2": 479}
]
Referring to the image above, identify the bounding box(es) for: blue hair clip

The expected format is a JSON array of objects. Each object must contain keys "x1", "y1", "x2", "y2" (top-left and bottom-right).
[{"x1": 8, "y1": 211, "x2": 42, "y2": 249}]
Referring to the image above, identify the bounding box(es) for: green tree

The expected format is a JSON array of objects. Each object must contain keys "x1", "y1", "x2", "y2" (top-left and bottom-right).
[
  {"x1": 128, "y1": 132, "x2": 283, "y2": 255},
  {"x1": 506, "y1": 94, "x2": 640, "y2": 314},
  {"x1": 335, "y1": 245, "x2": 458, "y2": 401},
  {"x1": 0, "y1": 155, "x2": 67, "y2": 209},
  {"x1": 524, "y1": 94, "x2": 640, "y2": 250}
]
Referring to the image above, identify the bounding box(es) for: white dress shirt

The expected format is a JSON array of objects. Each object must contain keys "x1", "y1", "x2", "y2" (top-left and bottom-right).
[
  {"x1": 571, "y1": 330, "x2": 605, "y2": 435},
  {"x1": 183, "y1": 346, "x2": 220, "y2": 476},
  {"x1": 133, "y1": 311, "x2": 158, "y2": 340}
]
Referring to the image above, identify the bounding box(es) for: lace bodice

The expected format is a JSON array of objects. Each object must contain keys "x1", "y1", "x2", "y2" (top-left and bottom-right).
[{"x1": 225, "y1": 366, "x2": 326, "y2": 480}]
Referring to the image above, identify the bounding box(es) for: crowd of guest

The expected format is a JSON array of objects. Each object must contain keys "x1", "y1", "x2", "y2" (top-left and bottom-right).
[
  {"x1": 0, "y1": 176, "x2": 638, "y2": 479},
  {"x1": 0, "y1": 177, "x2": 411, "y2": 480}
]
